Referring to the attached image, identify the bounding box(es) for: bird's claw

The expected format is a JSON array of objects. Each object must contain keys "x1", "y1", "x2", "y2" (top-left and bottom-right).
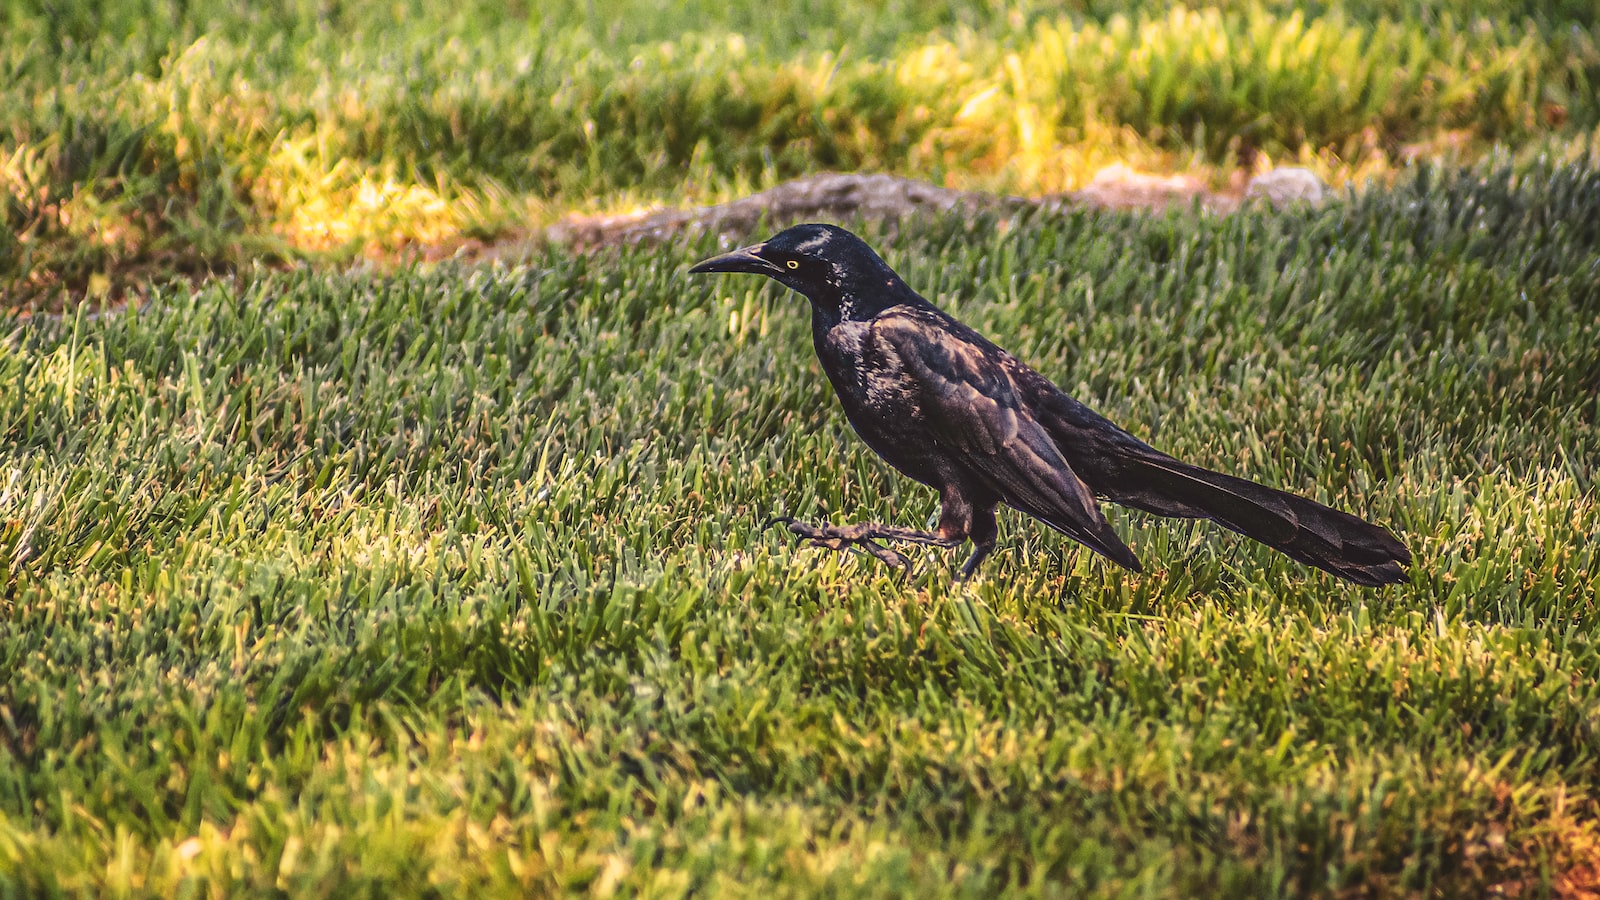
[
  {"x1": 762, "y1": 515, "x2": 802, "y2": 533},
  {"x1": 764, "y1": 516, "x2": 914, "y2": 572},
  {"x1": 848, "y1": 540, "x2": 912, "y2": 570}
]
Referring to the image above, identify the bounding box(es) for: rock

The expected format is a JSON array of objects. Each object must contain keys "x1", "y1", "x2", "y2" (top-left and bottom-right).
[
  {"x1": 1067, "y1": 163, "x2": 1211, "y2": 211},
  {"x1": 537, "y1": 167, "x2": 1335, "y2": 252},
  {"x1": 551, "y1": 173, "x2": 1026, "y2": 248},
  {"x1": 1244, "y1": 167, "x2": 1329, "y2": 207}
]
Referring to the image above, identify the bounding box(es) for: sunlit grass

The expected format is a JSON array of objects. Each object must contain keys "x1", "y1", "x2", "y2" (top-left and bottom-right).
[{"x1": 253, "y1": 135, "x2": 466, "y2": 253}]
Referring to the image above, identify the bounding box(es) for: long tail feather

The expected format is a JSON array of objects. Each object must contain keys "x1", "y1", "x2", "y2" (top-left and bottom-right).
[
  {"x1": 1109, "y1": 455, "x2": 1410, "y2": 586},
  {"x1": 1041, "y1": 396, "x2": 1411, "y2": 586}
]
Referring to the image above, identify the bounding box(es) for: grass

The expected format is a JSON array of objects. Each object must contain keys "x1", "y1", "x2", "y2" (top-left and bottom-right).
[
  {"x1": 0, "y1": 161, "x2": 1597, "y2": 895},
  {"x1": 3, "y1": 0, "x2": 1600, "y2": 299}
]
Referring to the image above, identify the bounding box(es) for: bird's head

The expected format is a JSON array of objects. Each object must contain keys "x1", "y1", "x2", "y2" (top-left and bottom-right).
[{"x1": 689, "y1": 223, "x2": 907, "y2": 317}]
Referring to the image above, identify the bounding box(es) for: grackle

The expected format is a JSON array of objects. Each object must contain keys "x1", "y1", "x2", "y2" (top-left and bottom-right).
[{"x1": 690, "y1": 223, "x2": 1410, "y2": 585}]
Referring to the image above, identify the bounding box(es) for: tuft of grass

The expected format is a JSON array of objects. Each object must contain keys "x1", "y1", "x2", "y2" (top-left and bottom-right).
[{"x1": 0, "y1": 163, "x2": 1597, "y2": 895}]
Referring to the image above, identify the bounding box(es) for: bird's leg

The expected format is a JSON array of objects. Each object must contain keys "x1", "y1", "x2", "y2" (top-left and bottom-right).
[
  {"x1": 956, "y1": 542, "x2": 995, "y2": 581},
  {"x1": 766, "y1": 516, "x2": 959, "y2": 570},
  {"x1": 952, "y1": 504, "x2": 999, "y2": 581}
]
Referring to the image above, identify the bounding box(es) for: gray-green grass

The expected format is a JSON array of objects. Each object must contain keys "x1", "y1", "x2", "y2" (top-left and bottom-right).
[{"x1": 1, "y1": 163, "x2": 1597, "y2": 895}]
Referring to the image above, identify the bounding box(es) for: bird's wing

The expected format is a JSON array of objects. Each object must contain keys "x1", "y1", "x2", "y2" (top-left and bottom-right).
[{"x1": 869, "y1": 311, "x2": 1138, "y2": 568}]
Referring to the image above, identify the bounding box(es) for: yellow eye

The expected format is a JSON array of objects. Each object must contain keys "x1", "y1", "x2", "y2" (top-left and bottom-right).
[{"x1": 785, "y1": 259, "x2": 799, "y2": 269}]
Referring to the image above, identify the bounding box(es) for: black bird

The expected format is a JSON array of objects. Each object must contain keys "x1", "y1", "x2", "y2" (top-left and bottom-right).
[{"x1": 689, "y1": 223, "x2": 1411, "y2": 586}]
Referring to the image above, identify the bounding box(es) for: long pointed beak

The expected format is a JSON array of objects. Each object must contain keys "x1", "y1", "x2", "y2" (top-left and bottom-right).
[{"x1": 688, "y1": 243, "x2": 781, "y2": 276}]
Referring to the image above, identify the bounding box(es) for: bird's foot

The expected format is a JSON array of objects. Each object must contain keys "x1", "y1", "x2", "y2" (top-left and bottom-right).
[{"x1": 764, "y1": 516, "x2": 958, "y2": 571}]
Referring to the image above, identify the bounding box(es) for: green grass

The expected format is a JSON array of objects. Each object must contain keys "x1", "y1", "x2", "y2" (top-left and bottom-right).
[
  {"x1": 3, "y1": 0, "x2": 1600, "y2": 299},
  {"x1": 1, "y1": 162, "x2": 1597, "y2": 895}
]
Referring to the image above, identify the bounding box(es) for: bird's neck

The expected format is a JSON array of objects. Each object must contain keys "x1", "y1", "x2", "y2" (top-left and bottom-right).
[{"x1": 810, "y1": 274, "x2": 924, "y2": 326}]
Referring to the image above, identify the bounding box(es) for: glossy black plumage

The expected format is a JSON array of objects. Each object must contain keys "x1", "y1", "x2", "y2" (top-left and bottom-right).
[{"x1": 689, "y1": 223, "x2": 1411, "y2": 585}]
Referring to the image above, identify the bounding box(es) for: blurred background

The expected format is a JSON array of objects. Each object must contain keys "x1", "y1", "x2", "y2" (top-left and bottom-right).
[{"x1": 3, "y1": 0, "x2": 1597, "y2": 301}]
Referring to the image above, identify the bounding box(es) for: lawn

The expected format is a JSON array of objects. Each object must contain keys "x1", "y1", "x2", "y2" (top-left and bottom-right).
[
  {"x1": 2, "y1": 164, "x2": 1597, "y2": 895},
  {"x1": 3, "y1": 1, "x2": 1600, "y2": 897}
]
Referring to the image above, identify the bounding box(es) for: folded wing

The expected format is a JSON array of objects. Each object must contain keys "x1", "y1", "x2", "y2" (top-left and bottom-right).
[{"x1": 870, "y1": 312, "x2": 1142, "y2": 571}]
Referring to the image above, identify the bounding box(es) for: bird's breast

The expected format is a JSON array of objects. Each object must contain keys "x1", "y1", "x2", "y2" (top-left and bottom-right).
[
  {"x1": 809, "y1": 318, "x2": 949, "y2": 489},
  {"x1": 816, "y1": 321, "x2": 918, "y2": 415}
]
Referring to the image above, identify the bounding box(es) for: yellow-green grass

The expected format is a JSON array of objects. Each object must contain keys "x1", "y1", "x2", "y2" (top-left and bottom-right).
[
  {"x1": 3, "y1": 0, "x2": 1599, "y2": 300},
  {"x1": 1, "y1": 163, "x2": 1597, "y2": 895}
]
